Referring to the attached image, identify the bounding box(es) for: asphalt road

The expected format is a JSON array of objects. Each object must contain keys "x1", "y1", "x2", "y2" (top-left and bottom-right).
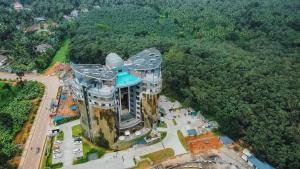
[{"x1": 0, "y1": 72, "x2": 60, "y2": 169}]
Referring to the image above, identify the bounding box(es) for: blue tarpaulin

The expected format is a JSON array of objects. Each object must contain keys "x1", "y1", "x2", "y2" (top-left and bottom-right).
[
  {"x1": 54, "y1": 116, "x2": 64, "y2": 122},
  {"x1": 220, "y1": 135, "x2": 234, "y2": 145},
  {"x1": 248, "y1": 155, "x2": 275, "y2": 169}
]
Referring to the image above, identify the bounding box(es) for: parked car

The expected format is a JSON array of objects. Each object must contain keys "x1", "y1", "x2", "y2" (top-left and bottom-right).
[
  {"x1": 54, "y1": 140, "x2": 63, "y2": 144},
  {"x1": 74, "y1": 141, "x2": 82, "y2": 145},
  {"x1": 53, "y1": 149, "x2": 61, "y2": 154},
  {"x1": 53, "y1": 153, "x2": 63, "y2": 159},
  {"x1": 73, "y1": 148, "x2": 82, "y2": 153}
]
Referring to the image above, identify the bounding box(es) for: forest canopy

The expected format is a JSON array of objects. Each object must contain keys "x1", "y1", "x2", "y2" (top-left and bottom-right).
[
  {"x1": 69, "y1": 0, "x2": 300, "y2": 168},
  {"x1": 0, "y1": 80, "x2": 44, "y2": 168}
]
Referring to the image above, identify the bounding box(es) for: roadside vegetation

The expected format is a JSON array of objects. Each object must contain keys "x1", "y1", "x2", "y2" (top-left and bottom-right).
[
  {"x1": 172, "y1": 119, "x2": 177, "y2": 126},
  {"x1": 157, "y1": 121, "x2": 167, "y2": 128},
  {"x1": 0, "y1": 80, "x2": 44, "y2": 168},
  {"x1": 56, "y1": 131, "x2": 64, "y2": 141},
  {"x1": 141, "y1": 148, "x2": 174, "y2": 165},
  {"x1": 177, "y1": 130, "x2": 188, "y2": 151},
  {"x1": 132, "y1": 159, "x2": 151, "y2": 169},
  {"x1": 72, "y1": 124, "x2": 82, "y2": 138}
]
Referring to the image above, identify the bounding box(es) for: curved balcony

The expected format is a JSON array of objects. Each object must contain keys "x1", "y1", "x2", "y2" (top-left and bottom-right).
[
  {"x1": 87, "y1": 85, "x2": 115, "y2": 98},
  {"x1": 119, "y1": 118, "x2": 142, "y2": 130}
]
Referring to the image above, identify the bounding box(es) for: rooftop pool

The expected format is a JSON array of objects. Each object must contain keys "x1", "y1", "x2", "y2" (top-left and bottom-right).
[{"x1": 116, "y1": 72, "x2": 142, "y2": 88}]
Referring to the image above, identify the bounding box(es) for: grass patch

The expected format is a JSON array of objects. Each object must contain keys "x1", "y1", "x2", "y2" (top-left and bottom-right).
[
  {"x1": 73, "y1": 138, "x2": 106, "y2": 165},
  {"x1": 56, "y1": 131, "x2": 64, "y2": 141},
  {"x1": 212, "y1": 129, "x2": 221, "y2": 136},
  {"x1": 72, "y1": 124, "x2": 82, "y2": 138},
  {"x1": 132, "y1": 159, "x2": 151, "y2": 169},
  {"x1": 50, "y1": 162, "x2": 63, "y2": 169},
  {"x1": 157, "y1": 121, "x2": 167, "y2": 128},
  {"x1": 141, "y1": 148, "x2": 174, "y2": 164},
  {"x1": 50, "y1": 39, "x2": 70, "y2": 65},
  {"x1": 172, "y1": 119, "x2": 177, "y2": 125},
  {"x1": 177, "y1": 130, "x2": 188, "y2": 151}
]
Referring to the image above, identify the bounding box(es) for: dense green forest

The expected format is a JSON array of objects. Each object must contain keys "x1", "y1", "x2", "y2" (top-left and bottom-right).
[
  {"x1": 68, "y1": 0, "x2": 300, "y2": 168},
  {"x1": 0, "y1": 80, "x2": 44, "y2": 168}
]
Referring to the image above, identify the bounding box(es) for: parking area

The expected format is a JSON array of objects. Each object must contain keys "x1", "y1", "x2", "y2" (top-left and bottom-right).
[
  {"x1": 52, "y1": 140, "x2": 64, "y2": 164},
  {"x1": 58, "y1": 120, "x2": 83, "y2": 166}
]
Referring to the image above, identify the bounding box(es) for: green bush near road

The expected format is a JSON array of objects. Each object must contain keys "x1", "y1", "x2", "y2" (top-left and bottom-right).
[
  {"x1": 56, "y1": 131, "x2": 64, "y2": 141},
  {"x1": 172, "y1": 119, "x2": 177, "y2": 125},
  {"x1": 72, "y1": 124, "x2": 82, "y2": 138},
  {"x1": 157, "y1": 121, "x2": 167, "y2": 128},
  {"x1": 177, "y1": 130, "x2": 188, "y2": 151}
]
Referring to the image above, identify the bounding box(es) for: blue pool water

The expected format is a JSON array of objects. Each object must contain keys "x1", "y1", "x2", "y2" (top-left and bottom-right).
[{"x1": 116, "y1": 72, "x2": 142, "y2": 88}]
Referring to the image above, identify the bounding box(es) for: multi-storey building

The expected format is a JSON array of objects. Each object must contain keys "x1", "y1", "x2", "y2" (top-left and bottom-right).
[{"x1": 70, "y1": 48, "x2": 162, "y2": 147}]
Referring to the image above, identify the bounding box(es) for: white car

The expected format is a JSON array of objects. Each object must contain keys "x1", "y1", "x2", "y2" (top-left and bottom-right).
[
  {"x1": 74, "y1": 141, "x2": 82, "y2": 145},
  {"x1": 53, "y1": 153, "x2": 63, "y2": 159},
  {"x1": 73, "y1": 149, "x2": 82, "y2": 153},
  {"x1": 54, "y1": 140, "x2": 63, "y2": 144},
  {"x1": 53, "y1": 149, "x2": 61, "y2": 154}
]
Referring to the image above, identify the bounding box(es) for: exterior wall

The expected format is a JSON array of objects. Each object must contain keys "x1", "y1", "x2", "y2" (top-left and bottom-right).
[
  {"x1": 77, "y1": 100, "x2": 91, "y2": 139},
  {"x1": 141, "y1": 93, "x2": 159, "y2": 128},
  {"x1": 90, "y1": 106, "x2": 118, "y2": 147}
]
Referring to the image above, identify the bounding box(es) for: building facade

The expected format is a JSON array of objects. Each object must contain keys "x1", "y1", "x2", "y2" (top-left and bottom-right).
[{"x1": 70, "y1": 48, "x2": 162, "y2": 147}]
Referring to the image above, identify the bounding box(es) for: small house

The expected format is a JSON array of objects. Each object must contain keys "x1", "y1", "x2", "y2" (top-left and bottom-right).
[
  {"x1": 13, "y1": 2, "x2": 23, "y2": 11},
  {"x1": 35, "y1": 43, "x2": 52, "y2": 53}
]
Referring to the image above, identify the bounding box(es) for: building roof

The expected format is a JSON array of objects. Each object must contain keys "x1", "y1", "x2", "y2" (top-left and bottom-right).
[
  {"x1": 116, "y1": 72, "x2": 142, "y2": 88},
  {"x1": 34, "y1": 17, "x2": 46, "y2": 22},
  {"x1": 128, "y1": 48, "x2": 162, "y2": 70},
  {"x1": 106, "y1": 53, "x2": 124, "y2": 68},
  {"x1": 0, "y1": 54, "x2": 7, "y2": 62},
  {"x1": 220, "y1": 135, "x2": 234, "y2": 145},
  {"x1": 71, "y1": 64, "x2": 117, "y2": 80},
  {"x1": 248, "y1": 155, "x2": 275, "y2": 169},
  {"x1": 71, "y1": 48, "x2": 161, "y2": 81}
]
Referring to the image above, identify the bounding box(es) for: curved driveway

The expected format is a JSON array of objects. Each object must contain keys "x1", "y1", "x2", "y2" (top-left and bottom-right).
[{"x1": 0, "y1": 72, "x2": 60, "y2": 169}]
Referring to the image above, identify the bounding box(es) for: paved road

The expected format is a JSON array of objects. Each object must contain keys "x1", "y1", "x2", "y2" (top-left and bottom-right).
[
  {"x1": 60, "y1": 120, "x2": 81, "y2": 166},
  {"x1": 0, "y1": 72, "x2": 60, "y2": 169}
]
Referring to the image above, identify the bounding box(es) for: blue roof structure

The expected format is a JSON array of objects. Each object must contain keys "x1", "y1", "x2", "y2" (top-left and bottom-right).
[
  {"x1": 116, "y1": 72, "x2": 142, "y2": 88},
  {"x1": 248, "y1": 155, "x2": 275, "y2": 169},
  {"x1": 54, "y1": 116, "x2": 64, "y2": 122},
  {"x1": 220, "y1": 135, "x2": 234, "y2": 145},
  {"x1": 187, "y1": 129, "x2": 197, "y2": 136}
]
